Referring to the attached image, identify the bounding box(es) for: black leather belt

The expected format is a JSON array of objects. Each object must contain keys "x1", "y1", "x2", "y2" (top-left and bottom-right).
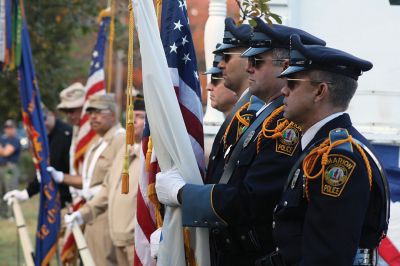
[
  {"x1": 255, "y1": 248, "x2": 376, "y2": 266},
  {"x1": 255, "y1": 251, "x2": 285, "y2": 266}
]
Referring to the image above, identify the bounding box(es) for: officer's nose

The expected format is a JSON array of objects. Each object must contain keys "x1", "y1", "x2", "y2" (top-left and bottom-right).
[
  {"x1": 281, "y1": 82, "x2": 290, "y2": 96},
  {"x1": 217, "y1": 60, "x2": 225, "y2": 69},
  {"x1": 206, "y1": 82, "x2": 214, "y2": 92}
]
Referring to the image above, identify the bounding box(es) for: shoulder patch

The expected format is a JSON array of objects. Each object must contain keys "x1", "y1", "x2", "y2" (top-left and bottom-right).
[
  {"x1": 276, "y1": 118, "x2": 301, "y2": 156},
  {"x1": 322, "y1": 154, "x2": 356, "y2": 197}
]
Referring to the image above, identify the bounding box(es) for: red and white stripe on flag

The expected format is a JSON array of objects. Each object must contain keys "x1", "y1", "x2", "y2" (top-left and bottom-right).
[{"x1": 134, "y1": 133, "x2": 157, "y2": 266}]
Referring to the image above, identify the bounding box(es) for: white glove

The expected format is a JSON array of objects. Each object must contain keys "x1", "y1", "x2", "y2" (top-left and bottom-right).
[
  {"x1": 46, "y1": 166, "x2": 64, "y2": 183},
  {"x1": 64, "y1": 211, "x2": 84, "y2": 226},
  {"x1": 82, "y1": 189, "x2": 94, "y2": 201},
  {"x1": 3, "y1": 189, "x2": 29, "y2": 205},
  {"x1": 150, "y1": 227, "x2": 162, "y2": 259},
  {"x1": 155, "y1": 167, "x2": 185, "y2": 206}
]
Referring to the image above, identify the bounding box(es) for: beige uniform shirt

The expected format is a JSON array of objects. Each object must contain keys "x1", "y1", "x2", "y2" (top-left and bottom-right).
[
  {"x1": 82, "y1": 124, "x2": 125, "y2": 196},
  {"x1": 80, "y1": 144, "x2": 141, "y2": 247}
]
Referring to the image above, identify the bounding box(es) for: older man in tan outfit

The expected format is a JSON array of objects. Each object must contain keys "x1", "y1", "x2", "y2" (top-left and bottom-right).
[
  {"x1": 48, "y1": 93, "x2": 125, "y2": 266},
  {"x1": 64, "y1": 95, "x2": 145, "y2": 266}
]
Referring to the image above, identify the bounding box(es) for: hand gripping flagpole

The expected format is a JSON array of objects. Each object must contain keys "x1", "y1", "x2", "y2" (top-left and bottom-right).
[{"x1": 10, "y1": 197, "x2": 35, "y2": 266}]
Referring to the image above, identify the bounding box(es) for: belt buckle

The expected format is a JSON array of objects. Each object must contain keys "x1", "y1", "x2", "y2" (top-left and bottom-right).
[{"x1": 353, "y1": 248, "x2": 374, "y2": 266}]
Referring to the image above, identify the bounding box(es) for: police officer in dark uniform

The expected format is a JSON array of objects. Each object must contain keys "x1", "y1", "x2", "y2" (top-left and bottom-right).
[
  {"x1": 155, "y1": 21, "x2": 325, "y2": 266},
  {"x1": 262, "y1": 34, "x2": 389, "y2": 266},
  {"x1": 206, "y1": 17, "x2": 254, "y2": 185},
  {"x1": 204, "y1": 44, "x2": 238, "y2": 117}
]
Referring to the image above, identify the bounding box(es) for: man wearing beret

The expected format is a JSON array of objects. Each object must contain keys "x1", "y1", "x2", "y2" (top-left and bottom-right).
[
  {"x1": 263, "y1": 34, "x2": 389, "y2": 266},
  {"x1": 155, "y1": 20, "x2": 325, "y2": 265},
  {"x1": 48, "y1": 93, "x2": 125, "y2": 266}
]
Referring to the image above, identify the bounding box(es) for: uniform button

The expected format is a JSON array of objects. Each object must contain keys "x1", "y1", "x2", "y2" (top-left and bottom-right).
[
  {"x1": 283, "y1": 201, "x2": 288, "y2": 206},
  {"x1": 274, "y1": 205, "x2": 278, "y2": 212},
  {"x1": 212, "y1": 155, "x2": 216, "y2": 160},
  {"x1": 226, "y1": 238, "x2": 231, "y2": 244},
  {"x1": 215, "y1": 222, "x2": 219, "y2": 226},
  {"x1": 276, "y1": 247, "x2": 279, "y2": 252},
  {"x1": 272, "y1": 221, "x2": 276, "y2": 229},
  {"x1": 240, "y1": 235, "x2": 246, "y2": 240},
  {"x1": 204, "y1": 220, "x2": 208, "y2": 225},
  {"x1": 237, "y1": 160, "x2": 240, "y2": 165},
  {"x1": 194, "y1": 220, "x2": 198, "y2": 224}
]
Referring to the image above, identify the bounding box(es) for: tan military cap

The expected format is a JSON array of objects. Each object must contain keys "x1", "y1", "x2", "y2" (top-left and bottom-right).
[
  {"x1": 86, "y1": 93, "x2": 116, "y2": 112},
  {"x1": 57, "y1": 82, "x2": 86, "y2": 110}
]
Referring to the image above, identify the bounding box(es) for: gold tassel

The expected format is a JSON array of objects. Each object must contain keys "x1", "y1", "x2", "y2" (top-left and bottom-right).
[
  {"x1": 145, "y1": 137, "x2": 153, "y2": 171},
  {"x1": 126, "y1": 105, "x2": 135, "y2": 145},
  {"x1": 121, "y1": 150, "x2": 130, "y2": 194}
]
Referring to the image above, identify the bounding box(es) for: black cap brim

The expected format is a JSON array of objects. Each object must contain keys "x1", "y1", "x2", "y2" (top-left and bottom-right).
[
  {"x1": 241, "y1": 47, "x2": 271, "y2": 57},
  {"x1": 278, "y1": 66, "x2": 307, "y2": 78},
  {"x1": 213, "y1": 43, "x2": 238, "y2": 54}
]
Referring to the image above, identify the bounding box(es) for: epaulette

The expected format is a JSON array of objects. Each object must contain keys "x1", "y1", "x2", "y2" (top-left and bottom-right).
[{"x1": 328, "y1": 128, "x2": 353, "y2": 153}]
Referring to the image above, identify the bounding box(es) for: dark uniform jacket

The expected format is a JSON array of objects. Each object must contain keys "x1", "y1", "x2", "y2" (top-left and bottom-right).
[
  {"x1": 206, "y1": 91, "x2": 251, "y2": 184},
  {"x1": 181, "y1": 98, "x2": 302, "y2": 266},
  {"x1": 26, "y1": 119, "x2": 72, "y2": 208},
  {"x1": 272, "y1": 114, "x2": 387, "y2": 266}
]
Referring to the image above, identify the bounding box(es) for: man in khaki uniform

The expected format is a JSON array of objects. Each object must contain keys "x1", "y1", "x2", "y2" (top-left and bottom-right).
[
  {"x1": 48, "y1": 93, "x2": 125, "y2": 266},
  {"x1": 65, "y1": 95, "x2": 146, "y2": 266}
]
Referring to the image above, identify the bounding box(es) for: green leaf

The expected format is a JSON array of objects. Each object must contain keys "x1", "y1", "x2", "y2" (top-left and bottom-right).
[{"x1": 270, "y1": 13, "x2": 282, "y2": 24}]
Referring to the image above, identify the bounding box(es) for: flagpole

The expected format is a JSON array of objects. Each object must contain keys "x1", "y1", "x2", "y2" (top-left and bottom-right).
[
  {"x1": 71, "y1": 223, "x2": 96, "y2": 266},
  {"x1": 11, "y1": 198, "x2": 35, "y2": 266}
]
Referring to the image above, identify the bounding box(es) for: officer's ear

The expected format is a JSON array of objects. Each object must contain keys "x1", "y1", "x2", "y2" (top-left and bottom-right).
[
  {"x1": 313, "y1": 82, "x2": 329, "y2": 103},
  {"x1": 282, "y1": 59, "x2": 289, "y2": 71}
]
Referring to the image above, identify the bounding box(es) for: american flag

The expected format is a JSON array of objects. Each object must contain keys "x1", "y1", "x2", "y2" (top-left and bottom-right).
[
  {"x1": 73, "y1": 15, "x2": 109, "y2": 171},
  {"x1": 61, "y1": 14, "x2": 109, "y2": 263},
  {"x1": 134, "y1": 0, "x2": 205, "y2": 265}
]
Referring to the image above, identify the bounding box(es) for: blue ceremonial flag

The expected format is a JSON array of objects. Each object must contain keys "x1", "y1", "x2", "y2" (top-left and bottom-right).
[{"x1": 18, "y1": 2, "x2": 60, "y2": 265}]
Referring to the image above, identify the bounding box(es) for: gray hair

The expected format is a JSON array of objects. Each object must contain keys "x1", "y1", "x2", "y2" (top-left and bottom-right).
[{"x1": 311, "y1": 70, "x2": 358, "y2": 109}]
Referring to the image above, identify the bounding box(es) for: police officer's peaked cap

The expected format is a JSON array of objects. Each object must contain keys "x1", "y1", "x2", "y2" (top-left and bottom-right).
[
  {"x1": 242, "y1": 17, "x2": 326, "y2": 57},
  {"x1": 279, "y1": 34, "x2": 373, "y2": 80},
  {"x1": 204, "y1": 43, "x2": 223, "y2": 75},
  {"x1": 213, "y1": 18, "x2": 252, "y2": 54}
]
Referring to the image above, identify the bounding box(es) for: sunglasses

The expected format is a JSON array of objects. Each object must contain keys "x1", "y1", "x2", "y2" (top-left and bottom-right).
[
  {"x1": 222, "y1": 52, "x2": 242, "y2": 63},
  {"x1": 247, "y1": 57, "x2": 286, "y2": 69},
  {"x1": 286, "y1": 78, "x2": 332, "y2": 90},
  {"x1": 211, "y1": 75, "x2": 223, "y2": 86},
  {"x1": 87, "y1": 109, "x2": 111, "y2": 115}
]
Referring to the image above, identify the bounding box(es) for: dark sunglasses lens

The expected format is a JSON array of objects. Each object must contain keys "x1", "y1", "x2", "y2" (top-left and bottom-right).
[
  {"x1": 287, "y1": 79, "x2": 297, "y2": 90},
  {"x1": 223, "y1": 54, "x2": 231, "y2": 63}
]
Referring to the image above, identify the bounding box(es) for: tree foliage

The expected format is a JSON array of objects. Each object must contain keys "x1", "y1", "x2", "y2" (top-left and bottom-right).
[
  {"x1": 236, "y1": 0, "x2": 282, "y2": 26},
  {"x1": 0, "y1": 0, "x2": 103, "y2": 122}
]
